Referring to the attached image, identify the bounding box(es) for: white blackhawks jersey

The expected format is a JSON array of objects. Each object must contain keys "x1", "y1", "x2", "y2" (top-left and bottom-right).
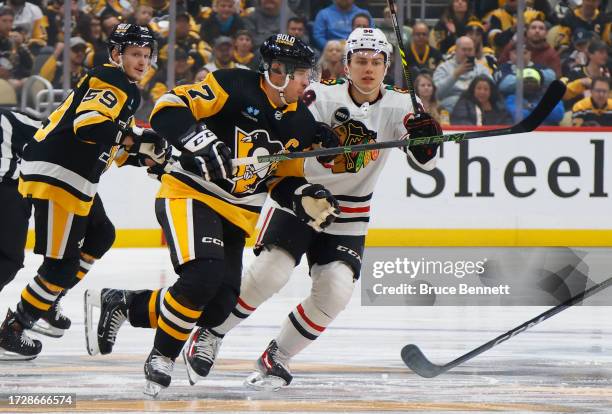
[{"x1": 277, "y1": 79, "x2": 438, "y2": 236}]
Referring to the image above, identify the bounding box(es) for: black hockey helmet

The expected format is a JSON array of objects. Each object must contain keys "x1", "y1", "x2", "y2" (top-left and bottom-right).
[
  {"x1": 259, "y1": 34, "x2": 315, "y2": 74},
  {"x1": 108, "y1": 23, "x2": 157, "y2": 63}
]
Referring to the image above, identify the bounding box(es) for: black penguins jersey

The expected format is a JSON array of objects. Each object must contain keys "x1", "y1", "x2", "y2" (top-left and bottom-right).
[
  {"x1": 19, "y1": 64, "x2": 141, "y2": 216},
  {"x1": 149, "y1": 68, "x2": 317, "y2": 236},
  {"x1": 0, "y1": 109, "x2": 42, "y2": 182}
]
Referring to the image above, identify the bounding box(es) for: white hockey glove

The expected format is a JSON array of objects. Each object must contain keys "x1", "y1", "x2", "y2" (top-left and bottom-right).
[
  {"x1": 179, "y1": 123, "x2": 233, "y2": 181},
  {"x1": 292, "y1": 184, "x2": 340, "y2": 232},
  {"x1": 128, "y1": 127, "x2": 169, "y2": 165}
]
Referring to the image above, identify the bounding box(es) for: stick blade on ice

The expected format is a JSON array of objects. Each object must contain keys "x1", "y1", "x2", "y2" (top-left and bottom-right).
[{"x1": 401, "y1": 344, "x2": 444, "y2": 378}]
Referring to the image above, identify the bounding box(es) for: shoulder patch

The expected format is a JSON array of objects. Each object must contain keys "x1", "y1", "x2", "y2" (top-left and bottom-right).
[{"x1": 320, "y1": 78, "x2": 345, "y2": 86}]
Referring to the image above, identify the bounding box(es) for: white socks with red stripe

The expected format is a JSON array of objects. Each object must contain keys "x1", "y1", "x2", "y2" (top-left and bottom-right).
[{"x1": 213, "y1": 246, "x2": 296, "y2": 336}]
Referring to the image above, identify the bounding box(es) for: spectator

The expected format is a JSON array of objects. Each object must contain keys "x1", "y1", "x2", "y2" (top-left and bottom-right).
[
  {"x1": 286, "y1": 16, "x2": 310, "y2": 45},
  {"x1": 351, "y1": 12, "x2": 371, "y2": 30},
  {"x1": 572, "y1": 76, "x2": 612, "y2": 126},
  {"x1": 130, "y1": 4, "x2": 165, "y2": 41},
  {"x1": 195, "y1": 66, "x2": 210, "y2": 82},
  {"x1": 451, "y1": 75, "x2": 512, "y2": 125},
  {"x1": 484, "y1": 0, "x2": 545, "y2": 52},
  {"x1": 312, "y1": 0, "x2": 372, "y2": 51},
  {"x1": 505, "y1": 68, "x2": 564, "y2": 126},
  {"x1": 204, "y1": 36, "x2": 248, "y2": 72},
  {"x1": 563, "y1": 40, "x2": 610, "y2": 110},
  {"x1": 0, "y1": 0, "x2": 48, "y2": 51},
  {"x1": 244, "y1": 0, "x2": 293, "y2": 50},
  {"x1": 0, "y1": 6, "x2": 32, "y2": 89},
  {"x1": 233, "y1": 29, "x2": 258, "y2": 70},
  {"x1": 147, "y1": 48, "x2": 195, "y2": 103},
  {"x1": 494, "y1": 42, "x2": 555, "y2": 96},
  {"x1": 556, "y1": 0, "x2": 609, "y2": 49},
  {"x1": 406, "y1": 21, "x2": 442, "y2": 76},
  {"x1": 524, "y1": 19, "x2": 561, "y2": 77},
  {"x1": 378, "y1": 3, "x2": 410, "y2": 54},
  {"x1": 101, "y1": 12, "x2": 120, "y2": 39},
  {"x1": 445, "y1": 20, "x2": 497, "y2": 74},
  {"x1": 78, "y1": 14, "x2": 107, "y2": 69},
  {"x1": 199, "y1": 0, "x2": 246, "y2": 45},
  {"x1": 431, "y1": 0, "x2": 479, "y2": 54},
  {"x1": 159, "y1": 12, "x2": 211, "y2": 70},
  {"x1": 318, "y1": 39, "x2": 344, "y2": 80},
  {"x1": 560, "y1": 28, "x2": 593, "y2": 77},
  {"x1": 414, "y1": 72, "x2": 449, "y2": 124},
  {"x1": 433, "y1": 36, "x2": 491, "y2": 113},
  {"x1": 38, "y1": 36, "x2": 87, "y2": 89}
]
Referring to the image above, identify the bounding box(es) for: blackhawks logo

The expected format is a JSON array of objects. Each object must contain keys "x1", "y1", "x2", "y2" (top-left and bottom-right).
[{"x1": 331, "y1": 120, "x2": 378, "y2": 174}]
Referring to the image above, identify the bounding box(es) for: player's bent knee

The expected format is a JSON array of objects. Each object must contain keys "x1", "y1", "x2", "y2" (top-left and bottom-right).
[
  {"x1": 241, "y1": 246, "x2": 294, "y2": 303},
  {"x1": 82, "y1": 218, "x2": 116, "y2": 259},
  {"x1": 311, "y1": 261, "x2": 355, "y2": 319},
  {"x1": 174, "y1": 258, "x2": 225, "y2": 308}
]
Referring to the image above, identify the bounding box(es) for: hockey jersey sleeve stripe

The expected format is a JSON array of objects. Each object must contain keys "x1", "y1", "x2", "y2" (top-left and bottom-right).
[
  {"x1": 335, "y1": 193, "x2": 373, "y2": 202},
  {"x1": 76, "y1": 77, "x2": 128, "y2": 122},
  {"x1": 73, "y1": 111, "x2": 110, "y2": 135},
  {"x1": 150, "y1": 93, "x2": 188, "y2": 118},
  {"x1": 20, "y1": 160, "x2": 97, "y2": 197},
  {"x1": 339, "y1": 205, "x2": 370, "y2": 213}
]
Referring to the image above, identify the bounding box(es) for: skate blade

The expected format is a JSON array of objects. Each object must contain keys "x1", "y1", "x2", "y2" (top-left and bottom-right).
[
  {"x1": 0, "y1": 347, "x2": 38, "y2": 361},
  {"x1": 29, "y1": 321, "x2": 64, "y2": 338},
  {"x1": 143, "y1": 380, "x2": 166, "y2": 398},
  {"x1": 84, "y1": 289, "x2": 101, "y2": 356},
  {"x1": 181, "y1": 347, "x2": 204, "y2": 386},
  {"x1": 244, "y1": 371, "x2": 286, "y2": 391}
]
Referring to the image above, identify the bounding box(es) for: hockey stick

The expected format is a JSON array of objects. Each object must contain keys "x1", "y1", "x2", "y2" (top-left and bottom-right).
[
  {"x1": 386, "y1": 0, "x2": 420, "y2": 112},
  {"x1": 401, "y1": 275, "x2": 612, "y2": 378},
  {"x1": 232, "y1": 80, "x2": 566, "y2": 166}
]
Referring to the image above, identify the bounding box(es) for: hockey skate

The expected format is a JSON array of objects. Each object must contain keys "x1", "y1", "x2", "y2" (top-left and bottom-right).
[
  {"x1": 0, "y1": 309, "x2": 42, "y2": 361},
  {"x1": 84, "y1": 288, "x2": 132, "y2": 356},
  {"x1": 182, "y1": 327, "x2": 223, "y2": 385},
  {"x1": 244, "y1": 340, "x2": 293, "y2": 391},
  {"x1": 143, "y1": 348, "x2": 174, "y2": 398},
  {"x1": 30, "y1": 291, "x2": 71, "y2": 338}
]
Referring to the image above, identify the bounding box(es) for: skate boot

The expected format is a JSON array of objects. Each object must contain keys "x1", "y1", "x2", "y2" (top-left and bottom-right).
[
  {"x1": 31, "y1": 291, "x2": 71, "y2": 338},
  {"x1": 245, "y1": 340, "x2": 292, "y2": 391},
  {"x1": 0, "y1": 309, "x2": 43, "y2": 361},
  {"x1": 182, "y1": 327, "x2": 223, "y2": 385},
  {"x1": 143, "y1": 348, "x2": 174, "y2": 398},
  {"x1": 84, "y1": 288, "x2": 133, "y2": 355}
]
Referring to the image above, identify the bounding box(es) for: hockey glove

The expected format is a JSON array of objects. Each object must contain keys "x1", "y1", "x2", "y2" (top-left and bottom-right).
[
  {"x1": 314, "y1": 122, "x2": 340, "y2": 164},
  {"x1": 403, "y1": 112, "x2": 441, "y2": 165},
  {"x1": 292, "y1": 184, "x2": 340, "y2": 232},
  {"x1": 179, "y1": 123, "x2": 233, "y2": 181},
  {"x1": 128, "y1": 127, "x2": 170, "y2": 165}
]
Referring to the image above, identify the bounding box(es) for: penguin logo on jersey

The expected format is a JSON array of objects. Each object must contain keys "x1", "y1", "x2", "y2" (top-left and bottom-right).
[
  {"x1": 331, "y1": 119, "x2": 378, "y2": 174},
  {"x1": 232, "y1": 127, "x2": 284, "y2": 194}
]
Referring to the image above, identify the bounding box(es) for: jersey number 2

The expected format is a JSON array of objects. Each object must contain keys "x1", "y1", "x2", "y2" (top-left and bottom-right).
[{"x1": 188, "y1": 84, "x2": 215, "y2": 101}]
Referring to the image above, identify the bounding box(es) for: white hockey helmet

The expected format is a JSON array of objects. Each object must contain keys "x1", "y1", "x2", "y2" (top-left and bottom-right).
[{"x1": 344, "y1": 28, "x2": 392, "y2": 67}]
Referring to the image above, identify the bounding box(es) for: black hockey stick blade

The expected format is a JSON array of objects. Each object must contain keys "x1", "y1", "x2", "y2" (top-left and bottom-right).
[{"x1": 401, "y1": 275, "x2": 612, "y2": 378}]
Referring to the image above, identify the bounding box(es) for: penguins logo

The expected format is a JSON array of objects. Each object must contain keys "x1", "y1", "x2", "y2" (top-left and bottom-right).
[
  {"x1": 232, "y1": 127, "x2": 293, "y2": 194},
  {"x1": 331, "y1": 119, "x2": 378, "y2": 174}
]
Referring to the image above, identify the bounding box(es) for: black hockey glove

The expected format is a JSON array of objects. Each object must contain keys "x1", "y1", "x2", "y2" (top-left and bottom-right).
[
  {"x1": 314, "y1": 122, "x2": 340, "y2": 163},
  {"x1": 127, "y1": 127, "x2": 169, "y2": 165},
  {"x1": 179, "y1": 123, "x2": 233, "y2": 181},
  {"x1": 292, "y1": 184, "x2": 340, "y2": 232},
  {"x1": 403, "y1": 112, "x2": 441, "y2": 165}
]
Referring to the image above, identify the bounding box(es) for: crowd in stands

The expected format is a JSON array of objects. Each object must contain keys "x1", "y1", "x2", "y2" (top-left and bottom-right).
[{"x1": 0, "y1": 0, "x2": 610, "y2": 126}]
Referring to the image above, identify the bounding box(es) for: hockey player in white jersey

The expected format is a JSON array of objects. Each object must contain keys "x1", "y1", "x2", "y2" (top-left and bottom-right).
[{"x1": 181, "y1": 27, "x2": 442, "y2": 389}]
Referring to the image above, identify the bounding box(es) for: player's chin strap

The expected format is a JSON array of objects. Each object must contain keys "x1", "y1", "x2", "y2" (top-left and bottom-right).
[{"x1": 264, "y1": 69, "x2": 291, "y2": 106}]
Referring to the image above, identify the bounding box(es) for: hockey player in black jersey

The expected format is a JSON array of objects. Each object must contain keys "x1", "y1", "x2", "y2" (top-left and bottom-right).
[
  {"x1": 0, "y1": 24, "x2": 168, "y2": 361},
  {"x1": 83, "y1": 34, "x2": 341, "y2": 397}
]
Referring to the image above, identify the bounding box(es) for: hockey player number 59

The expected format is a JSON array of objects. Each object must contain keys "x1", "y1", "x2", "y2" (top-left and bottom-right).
[{"x1": 82, "y1": 89, "x2": 118, "y2": 109}]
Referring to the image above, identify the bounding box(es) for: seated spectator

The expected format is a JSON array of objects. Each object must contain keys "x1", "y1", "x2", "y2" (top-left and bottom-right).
[
  {"x1": 563, "y1": 40, "x2": 610, "y2": 110},
  {"x1": 244, "y1": 0, "x2": 293, "y2": 50},
  {"x1": 101, "y1": 12, "x2": 120, "y2": 39},
  {"x1": 312, "y1": 0, "x2": 372, "y2": 51},
  {"x1": 0, "y1": 0, "x2": 47, "y2": 51},
  {"x1": 378, "y1": 3, "x2": 410, "y2": 53},
  {"x1": 0, "y1": 6, "x2": 32, "y2": 90},
  {"x1": 494, "y1": 42, "x2": 555, "y2": 96},
  {"x1": 433, "y1": 36, "x2": 491, "y2": 113},
  {"x1": 199, "y1": 0, "x2": 246, "y2": 45},
  {"x1": 505, "y1": 68, "x2": 564, "y2": 126},
  {"x1": 451, "y1": 74, "x2": 512, "y2": 125},
  {"x1": 204, "y1": 36, "x2": 248, "y2": 72},
  {"x1": 286, "y1": 16, "x2": 310, "y2": 46},
  {"x1": 38, "y1": 36, "x2": 87, "y2": 89},
  {"x1": 431, "y1": 0, "x2": 479, "y2": 55},
  {"x1": 147, "y1": 48, "x2": 195, "y2": 103},
  {"x1": 195, "y1": 66, "x2": 210, "y2": 82},
  {"x1": 445, "y1": 20, "x2": 496, "y2": 74},
  {"x1": 560, "y1": 28, "x2": 593, "y2": 77},
  {"x1": 78, "y1": 14, "x2": 107, "y2": 69},
  {"x1": 406, "y1": 21, "x2": 442, "y2": 77},
  {"x1": 572, "y1": 76, "x2": 612, "y2": 126},
  {"x1": 484, "y1": 0, "x2": 546, "y2": 52},
  {"x1": 415, "y1": 72, "x2": 449, "y2": 125},
  {"x1": 351, "y1": 12, "x2": 371, "y2": 30},
  {"x1": 555, "y1": 0, "x2": 609, "y2": 49},
  {"x1": 159, "y1": 12, "x2": 211, "y2": 70},
  {"x1": 233, "y1": 29, "x2": 258, "y2": 70},
  {"x1": 318, "y1": 39, "x2": 344, "y2": 80},
  {"x1": 130, "y1": 4, "x2": 165, "y2": 41}
]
